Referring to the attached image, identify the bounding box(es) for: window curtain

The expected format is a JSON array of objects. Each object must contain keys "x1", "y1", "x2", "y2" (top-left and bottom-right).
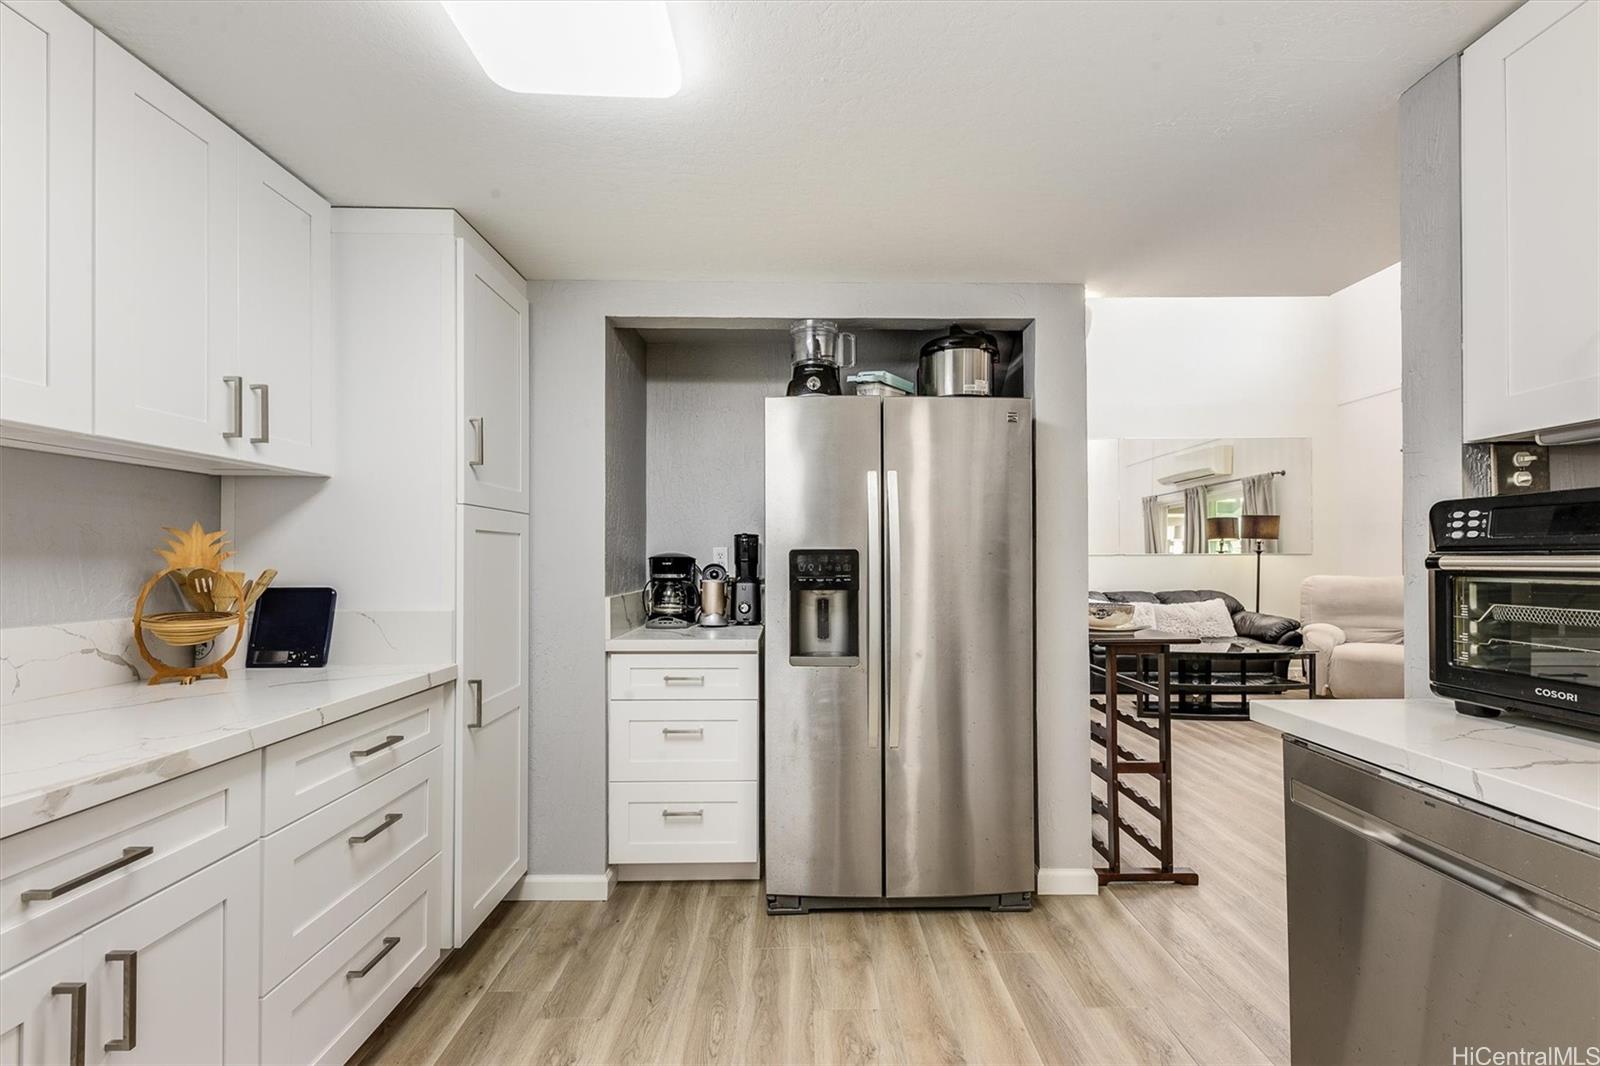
[
  {"x1": 1183, "y1": 487, "x2": 1205, "y2": 554},
  {"x1": 1142, "y1": 495, "x2": 1164, "y2": 554},
  {"x1": 1243, "y1": 473, "x2": 1279, "y2": 554}
]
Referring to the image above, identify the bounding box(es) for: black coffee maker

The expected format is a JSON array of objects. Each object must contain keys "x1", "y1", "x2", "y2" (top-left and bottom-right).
[
  {"x1": 645, "y1": 553, "x2": 699, "y2": 629},
  {"x1": 786, "y1": 319, "x2": 854, "y2": 397}
]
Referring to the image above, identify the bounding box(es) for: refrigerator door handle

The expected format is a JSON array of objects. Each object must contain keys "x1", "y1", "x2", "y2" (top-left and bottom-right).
[
  {"x1": 886, "y1": 469, "x2": 903, "y2": 750},
  {"x1": 866, "y1": 471, "x2": 883, "y2": 748}
]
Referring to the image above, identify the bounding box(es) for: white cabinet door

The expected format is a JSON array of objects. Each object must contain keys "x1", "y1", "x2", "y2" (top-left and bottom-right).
[
  {"x1": 237, "y1": 142, "x2": 333, "y2": 474},
  {"x1": 1462, "y1": 0, "x2": 1600, "y2": 442},
  {"x1": 79, "y1": 845, "x2": 260, "y2": 1066},
  {"x1": 0, "y1": 0, "x2": 92, "y2": 433},
  {"x1": 458, "y1": 242, "x2": 528, "y2": 513},
  {"x1": 454, "y1": 505, "x2": 528, "y2": 943},
  {"x1": 0, "y1": 938, "x2": 87, "y2": 1066},
  {"x1": 92, "y1": 31, "x2": 240, "y2": 457}
]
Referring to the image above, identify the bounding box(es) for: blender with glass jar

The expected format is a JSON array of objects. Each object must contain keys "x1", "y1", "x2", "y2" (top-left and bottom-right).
[{"x1": 786, "y1": 319, "x2": 855, "y2": 396}]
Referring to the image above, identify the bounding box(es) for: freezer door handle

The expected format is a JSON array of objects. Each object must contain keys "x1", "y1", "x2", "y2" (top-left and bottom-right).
[
  {"x1": 886, "y1": 469, "x2": 903, "y2": 750},
  {"x1": 866, "y1": 471, "x2": 883, "y2": 748}
]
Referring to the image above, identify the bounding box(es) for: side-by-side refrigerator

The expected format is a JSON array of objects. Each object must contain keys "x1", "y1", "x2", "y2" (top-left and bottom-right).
[{"x1": 763, "y1": 396, "x2": 1035, "y2": 913}]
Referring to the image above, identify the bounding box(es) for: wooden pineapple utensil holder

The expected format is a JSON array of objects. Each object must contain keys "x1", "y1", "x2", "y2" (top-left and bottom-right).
[{"x1": 133, "y1": 567, "x2": 247, "y2": 686}]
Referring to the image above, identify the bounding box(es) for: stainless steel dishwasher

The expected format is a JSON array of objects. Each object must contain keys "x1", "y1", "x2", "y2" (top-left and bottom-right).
[{"x1": 1283, "y1": 738, "x2": 1600, "y2": 1065}]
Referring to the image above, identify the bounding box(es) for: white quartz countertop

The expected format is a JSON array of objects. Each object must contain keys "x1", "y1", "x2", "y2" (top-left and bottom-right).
[
  {"x1": 606, "y1": 624, "x2": 763, "y2": 653},
  {"x1": 0, "y1": 664, "x2": 456, "y2": 838},
  {"x1": 1253, "y1": 698, "x2": 1600, "y2": 843}
]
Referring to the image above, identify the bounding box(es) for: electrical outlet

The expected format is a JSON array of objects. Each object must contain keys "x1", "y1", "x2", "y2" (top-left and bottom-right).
[{"x1": 712, "y1": 546, "x2": 729, "y2": 566}]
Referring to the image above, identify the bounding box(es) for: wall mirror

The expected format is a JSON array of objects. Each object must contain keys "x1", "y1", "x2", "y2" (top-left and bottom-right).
[{"x1": 1087, "y1": 437, "x2": 1313, "y2": 555}]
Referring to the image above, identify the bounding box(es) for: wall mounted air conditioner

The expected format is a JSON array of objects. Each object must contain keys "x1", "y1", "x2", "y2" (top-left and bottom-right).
[{"x1": 1155, "y1": 444, "x2": 1233, "y2": 485}]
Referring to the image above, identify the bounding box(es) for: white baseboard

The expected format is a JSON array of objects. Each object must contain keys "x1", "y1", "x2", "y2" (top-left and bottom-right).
[
  {"x1": 508, "y1": 868, "x2": 617, "y2": 901},
  {"x1": 615, "y1": 861, "x2": 761, "y2": 882},
  {"x1": 1037, "y1": 867, "x2": 1100, "y2": 895}
]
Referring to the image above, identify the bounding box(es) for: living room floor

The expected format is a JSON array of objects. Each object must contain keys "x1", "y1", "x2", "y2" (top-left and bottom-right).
[{"x1": 352, "y1": 719, "x2": 1291, "y2": 1066}]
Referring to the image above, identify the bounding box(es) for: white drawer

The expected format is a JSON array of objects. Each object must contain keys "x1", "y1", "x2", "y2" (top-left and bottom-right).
[
  {"x1": 260, "y1": 749, "x2": 441, "y2": 991},
  {"x1": 262, "y1": 687, "x2": 444, "y2": 833},
  {"x1": 0, "y1": 754, "x2": 261, "y2": 970},
  {"x1": 607, "y1": 653, "x2": 758, "y2": 701},
  {"x1": 608, "y1": 700, "x2": 758, "y2": 782},
  {"x1": 261, "y1": 855, "x2": 442, "y2": 1066},
  {"x1": 608, "y1": 781, "x2": 758, "y2": 864}
]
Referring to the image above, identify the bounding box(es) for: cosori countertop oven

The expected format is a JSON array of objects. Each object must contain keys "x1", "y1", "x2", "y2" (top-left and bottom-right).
[{"x1": 1429, "y1": 487, "x2": 1600, "y2": 730}]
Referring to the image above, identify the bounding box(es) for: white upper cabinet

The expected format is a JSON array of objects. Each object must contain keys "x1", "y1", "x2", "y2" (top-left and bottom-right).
[
  {"x1": 0, "y1": 0, "x2": 93, "y2": 433},
  {"x1": 459, "y1": 242, "x2": 529, "y2": 513},
  {"x1": 93, "y1": 31, "x2": 241, "y2": 459},
  {"x1": 1462, "y1": 0, "x2": 1600, "y2": 443},
  {"x1": 237, "y1": 143, "x2": 334, "y2": 474}
]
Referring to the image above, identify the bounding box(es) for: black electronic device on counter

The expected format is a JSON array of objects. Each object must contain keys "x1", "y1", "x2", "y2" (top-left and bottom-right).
[
  {"x1": 247, "y1": 586, "x2": 337, "y2": 667},
  {"x1": 733, "y1": 532, "x2": 762, "y2": 625}
]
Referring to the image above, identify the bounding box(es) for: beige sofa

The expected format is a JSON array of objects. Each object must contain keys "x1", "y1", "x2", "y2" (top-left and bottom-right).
[{"x1": 1299, "y1": 575, "x2": 1405, "y2": 698}]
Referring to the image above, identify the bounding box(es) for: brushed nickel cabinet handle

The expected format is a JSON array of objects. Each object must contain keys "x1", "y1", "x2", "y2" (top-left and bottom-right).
[
  {"x1": 104, "y1": 950, "x2": 137, "y2": 1053},
  {"x1": 661, "y1": 808, "x2": 704, "y2": 819},
  {"x1": 22, "y1": 846, "x2": 154, "y2": 903},
  {"x1": 347, "y1": 936, "x2": 401, "y2": 979},
  {"x1": 51, "y1": 982, "x2": 86, "y2": 1066},
  {"x1": 223, "y1": 376, "x2": 243, "y2": 439},
  {"x1": 350, "y1": 735, "x2": 404, "y2": 758},
  {"x1": 468, "y1": 417, "x2": 485, "y2": 468},
  {"x1": 662, "y1": 675, "x2": 704, "y2": 685},
  {"x1": 348, "y1": 812, "x2": 403, "y2": 845},
  {"x1": 661, "y1": 727, "x2": 705, "y2": 737},
  {"x1": 467, "y1": 679, "x2": 484, "y2": 729},
  {"x1": 249, "y1": 383, "x2": 269, "y2": 444}
]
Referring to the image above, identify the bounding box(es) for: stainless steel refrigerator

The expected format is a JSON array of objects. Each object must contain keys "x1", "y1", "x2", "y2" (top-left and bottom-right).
[{"x1": 763, "y1": 396, "x2": 1035, "y2": 913}]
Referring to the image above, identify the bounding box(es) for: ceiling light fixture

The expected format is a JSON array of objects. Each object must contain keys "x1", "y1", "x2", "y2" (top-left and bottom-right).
[{"x1": 440, "y1": 0, "x2": 681, "y2": 98}]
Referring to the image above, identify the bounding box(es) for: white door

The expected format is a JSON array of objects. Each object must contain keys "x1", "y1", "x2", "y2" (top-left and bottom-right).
[
  {"x1": 92, "y1": 32, "x2": 240, "y2": 457},
  {"x1": 458, "y1": 242, "x2": 529, "y2": 513},
  {"x1": 79, "y1": 845, "x2": 260, "y2": 1066},
  {"x1": 0, "y1": 938, "x2": 87, "y2": 1066},
  {"x1": 0, "y1": 0, "x2": 92, "y2": 432},
  {"x1": 1462, "y1": 0, "x2": 1600, "y2": 442},
  {"x1": 237, "y1": 142, "x2": 333, "y2": 474},
  {"x1": 455, "y1": 505, "x2": 528, "y2": 943}
]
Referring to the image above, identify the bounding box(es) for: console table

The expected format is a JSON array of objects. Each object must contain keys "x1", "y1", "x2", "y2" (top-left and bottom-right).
[
  {"x1": 1088, "y1": 629, "x2": 1201, "y2": 886},
  {"x1": 1137, "y1": 642, "x2": 1318, "y2": 720}
]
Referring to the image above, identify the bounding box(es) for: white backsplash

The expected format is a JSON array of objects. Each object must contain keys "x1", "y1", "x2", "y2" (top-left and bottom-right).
[
  {"x1": 2, "y1": 618, "x2": 152, "y2": 702},
  {"x1": 607, "y1": 589, "x2": 646, "y2": 637},
  {"x1": 327, "y1": 610, "x2": 454, "y2": 665}
]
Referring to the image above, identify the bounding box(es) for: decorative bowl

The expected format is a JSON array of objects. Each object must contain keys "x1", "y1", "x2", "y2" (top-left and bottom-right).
[
  {"x1": 1088, "y1": 602, "x2": 1137, "y2": 630},
  {"x1": 141, "y1": 611, "x2": 237, "y2": 647}
]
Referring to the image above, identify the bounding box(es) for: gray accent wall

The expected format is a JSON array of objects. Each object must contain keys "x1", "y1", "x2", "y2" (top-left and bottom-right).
[
  {"x1": 0, "y1": 448, "x2": 221, "y2": 627},
  {"x1": 1399, "y1": 55, "x2": 1464, "y2": 696},
  {"x1": 605, "y1": 325, "x2": 648, "y2": 595}
]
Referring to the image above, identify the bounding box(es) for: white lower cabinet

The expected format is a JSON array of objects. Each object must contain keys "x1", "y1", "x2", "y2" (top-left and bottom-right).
[
  {"x1": 81, "y1": 845, "x2": 261, "y2": 1065},
  {"x1": 0, "y1": 937, "x2": 85, "y2": 1066},
  {"x1": 260, "y1": 857, "x2": 441, "y2": 1066}
]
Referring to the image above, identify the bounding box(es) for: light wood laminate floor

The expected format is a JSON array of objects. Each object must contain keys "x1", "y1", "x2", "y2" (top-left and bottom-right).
[{"x1": 352, "y1": 719, "x2": 1290, "y2": 1065}]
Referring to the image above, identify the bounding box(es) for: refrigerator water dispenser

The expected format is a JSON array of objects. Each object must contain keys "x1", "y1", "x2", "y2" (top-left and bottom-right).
[{"x1": 790, "y1": 549, "x2": 859, "y2": 663}]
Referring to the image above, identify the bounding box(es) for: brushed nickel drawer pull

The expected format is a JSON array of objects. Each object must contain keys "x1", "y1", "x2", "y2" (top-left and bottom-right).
[
  {"x1": 662, "y1": 808, "x2": 704, "y2": 819},
  {"x1": 662, "y1": 674, "x2": 705, "y2": 685},
  {"x1": 468, "y1": 417, "x2": 485, "y2": 468},
  {"x1": 52, "y1": 982, "x2": 86, "y2": 1066},
  {"x1": 222, "y1": 376, "x2": 243, "y2": 439},
  {"x1": 104, "y1": 949, "x2": 137, "y2": 1053},
  {"x1": 346, "y1": 936, "x2": 400, "y2": 979},
  {"x1": 467, "y1": 678, "x2": 484, "y2": 729},
  {"x1": 249, "y1": 383, "x2": 270, "y2": 444},
  {"x1": 661, "y1": 727, "x2": 705, "y2": 737},
  {"x1": 348, "y1": 813, "x2": 403, "y2": 845},
  {"x1": 350, "y1": 734, "x2": 404, "y2": 758},
  {"x1": 22, "y1": 846, "x2": 154, "y2": 903}
]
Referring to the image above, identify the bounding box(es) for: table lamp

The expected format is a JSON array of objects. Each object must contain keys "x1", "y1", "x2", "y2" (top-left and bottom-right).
[
  {"x1": 1240, "y1": 514, "x2": 1281, "y2": 612},
  {"x1": 1205, "y1": 516, "x2": 1239, "y2": 554}
]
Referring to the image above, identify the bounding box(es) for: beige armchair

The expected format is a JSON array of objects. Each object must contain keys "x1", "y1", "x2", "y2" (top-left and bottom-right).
[{"x1": 1298, "y1": 575, "x2": 1405, "y2": 698}]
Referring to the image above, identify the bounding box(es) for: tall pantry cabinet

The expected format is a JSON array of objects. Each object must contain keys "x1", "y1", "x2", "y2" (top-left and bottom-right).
[{"x1": 229, "y1": 210, "x2": 529, "y2": 945}]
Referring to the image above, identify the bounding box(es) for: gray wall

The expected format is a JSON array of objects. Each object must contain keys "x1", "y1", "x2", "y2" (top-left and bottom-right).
[
  {"x1": 531, "y1": 282, "x2": 1086, "y2": 884},
  {"x1": 1399, "y1": 56, "x2": 1465, "y2": 697},
  {"x1": 604, "y1": 325, "x2": 648, "y2": 594},
  {"x1": 0, "y1": 448, "x2": 220, "y2": 627}
]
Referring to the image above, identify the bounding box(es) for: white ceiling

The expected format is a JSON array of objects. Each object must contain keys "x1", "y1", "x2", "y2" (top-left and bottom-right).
[{"x1": 69, "y1": 0, "x2": 1513, "y2": 295}]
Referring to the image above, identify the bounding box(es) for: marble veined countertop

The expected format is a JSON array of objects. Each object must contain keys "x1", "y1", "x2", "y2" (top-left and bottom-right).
[
  {"x1": 606, "y1": 624, "x2": 763, "y2": 653},
  {"x1": 0, "y1": 664, "x2": 456, "y2": 838},
  {"x1": 1253, "y1": 698, "x2": 1600, "y2": 843}
]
